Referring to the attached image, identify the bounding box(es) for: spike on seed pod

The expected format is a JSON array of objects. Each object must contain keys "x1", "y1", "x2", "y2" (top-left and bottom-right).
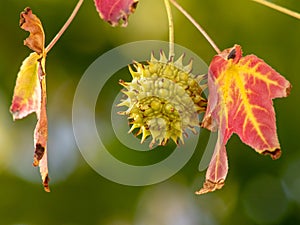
[{"x1": 118, "y1": 51, "x2": 207, "y2": 148}]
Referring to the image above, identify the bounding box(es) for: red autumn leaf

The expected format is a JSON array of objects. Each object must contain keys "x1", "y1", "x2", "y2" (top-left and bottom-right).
[
  {"x1": 196, "y1": 45, "x2": 291, "y2": 195},
  {"x1": 94, "y1": 0, "x2": 139, "y2": 27},
  {"x1": 10, "y1": 7, "x2": 50, "y2": 192}
]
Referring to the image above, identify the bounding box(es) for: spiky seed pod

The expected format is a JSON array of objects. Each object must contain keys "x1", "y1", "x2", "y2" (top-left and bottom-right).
[{"x1": 118, "y1": 51, "x2": 207, "y2": 148}]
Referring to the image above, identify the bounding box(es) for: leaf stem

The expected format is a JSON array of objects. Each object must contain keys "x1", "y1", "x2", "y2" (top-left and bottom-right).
[
  {"x1": 169, "y1": 0, "x2": 221, "y2": 54},
  {"x1": 164, "y1": 0, "x2": 175, "y2": 59},
  {"x1": 45, "y1": 0, "x2": 84, "y2": 53},
  {"x1": 251, "y1": 0, "x2": 300, "y2": 20}
]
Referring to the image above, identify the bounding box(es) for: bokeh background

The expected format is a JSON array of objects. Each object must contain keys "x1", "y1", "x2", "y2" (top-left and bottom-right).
[{"x1": 0, "y1": 0, "x2": 300, "y2": 224}]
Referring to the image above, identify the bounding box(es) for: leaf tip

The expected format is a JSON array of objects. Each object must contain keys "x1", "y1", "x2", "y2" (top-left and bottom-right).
[
  {"x1": 20, "y1": 7, "x2": 32, "y2": 26},
  {"x1": 201, "y1": 114, "x2": 217, "y2": 131},
  {"x1": 262, "y1": 148, "x2": 282, "y2": 160},
  {"x1": 10, "y1": 100, "x2": 28, "y2": 120},
  {"x1": 10, "y1": 110, "x2": 19, "y2": 121},
  {"x1": 195, "y1": 179, "x2": 225, "y2": 195},
  {"x1": 286, "y1": 83, "x2": 292, "y2": 97},
  {"x1": 43, "y1": 174, "x2": 50, "y2": 192}
]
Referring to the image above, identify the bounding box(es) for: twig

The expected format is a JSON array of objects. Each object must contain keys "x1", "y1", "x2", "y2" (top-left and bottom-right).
[
  {"x1": 164, "y1": 0, "x2": 175, "y2": 59},
  {"x1": 45, "y1": 0, "x2": 84, "y2": 53},
  {"x1": 169, "y1": 0, "x2": 221, "y2": 54},
  {"x1": 251, "y1": 0, "x2": 300, "y2": 20}
]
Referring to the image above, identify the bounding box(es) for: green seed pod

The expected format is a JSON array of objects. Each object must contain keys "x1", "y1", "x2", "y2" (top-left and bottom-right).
[{"x1": 118, "y1": 51, "x2": 207, "y2": 148}]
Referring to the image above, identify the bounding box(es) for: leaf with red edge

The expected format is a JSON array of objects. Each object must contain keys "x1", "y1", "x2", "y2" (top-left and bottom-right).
[
  {"x1": 10, "y1": 7, "x2": 50, "y2": 192},
  {"x1": 196, "y1": 45, "x2": 291, "y2": 195},
  {"x1": 10, "y1": 52, "x2": 41, "y2": 120},
  {"x1": 94, "y1": 0, "x2": 139, "y2": 27}
]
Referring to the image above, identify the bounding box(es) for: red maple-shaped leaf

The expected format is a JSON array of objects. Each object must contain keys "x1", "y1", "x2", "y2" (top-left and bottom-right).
[
  {"x1": 94, "y1": 0, "x2": 139, "y2": 27},
  {"x1": 196, "y1": 45, "x2": 291, "y2": 195}
]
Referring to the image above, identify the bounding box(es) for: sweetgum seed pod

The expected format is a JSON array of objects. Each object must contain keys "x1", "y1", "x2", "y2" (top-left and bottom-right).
[{"x1": 118, "y1": 52, "x2": 207, "y2": 147}]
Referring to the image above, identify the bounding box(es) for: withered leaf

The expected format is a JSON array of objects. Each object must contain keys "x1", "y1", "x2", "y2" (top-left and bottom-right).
[
  {"x1": 20, "y1": 7, "x2": 45, "y2": 54},
  {"x1": 10, "y1": 7, "x2": 49, "y2": 192}
]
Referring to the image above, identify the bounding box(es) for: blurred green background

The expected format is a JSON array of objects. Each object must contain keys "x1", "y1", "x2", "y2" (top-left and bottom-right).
[{"x1": 0, "y1": 0, "x2": 300, "y2": 224}]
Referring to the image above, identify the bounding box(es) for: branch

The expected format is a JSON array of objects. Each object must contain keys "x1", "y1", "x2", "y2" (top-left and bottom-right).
[
  {"x1": 45, "y1": 0, "x2": 84, "y2": 53},
  {"x1": 251, "y1": 0, "x2": 300, "y2": 20},
  {"x1": 164, "y1": 0, "x2": 175, "y2": 59},
  {"x1": 169, "y1": 0, "x2": 221, "y2": 54}
]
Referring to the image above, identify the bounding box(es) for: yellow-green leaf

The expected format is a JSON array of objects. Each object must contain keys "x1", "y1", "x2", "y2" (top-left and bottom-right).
[{"x1": 10, "y1": 52, "x2": 41, "y2": 120}]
